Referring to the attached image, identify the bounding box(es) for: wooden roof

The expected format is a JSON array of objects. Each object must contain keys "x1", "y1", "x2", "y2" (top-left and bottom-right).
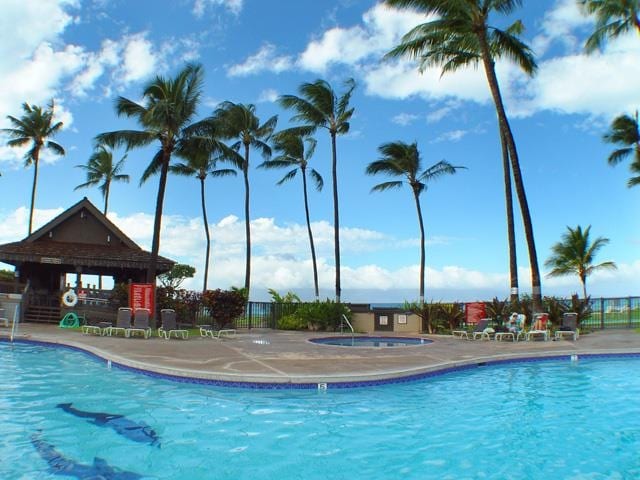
[{"x1": 0, "y1": 198, "x2": 174, "y2": 272}]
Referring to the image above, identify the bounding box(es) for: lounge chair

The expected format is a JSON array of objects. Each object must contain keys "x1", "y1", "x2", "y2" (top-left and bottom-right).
[
  {"x1": 526, "y1": 313, "x2": 549, "y2": 341},
  {"x1": 199, "y1": 322, "x2": 236, "y2": 339},
  {"x1": 81, "y1": 318, "x2": 105, "y2": 336},
  {"x1": 106, "y1": 308, "x2": 132, "y2": 337},
  {"x1": 158, "y1": 309, "x2": 188, "y2": 340},
  {"x1": 127, "y1": 308, "x2": 152, "y2": 339},
  {"x1": 471, "y1": 319, "x2": 493, "y2": 340},
  {"x1": 555, "y1": 312, "x2": 579, "y2": 341}
]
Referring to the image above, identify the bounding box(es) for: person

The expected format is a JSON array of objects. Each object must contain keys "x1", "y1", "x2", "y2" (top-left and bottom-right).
[
  {"x1": 508, "y1": 313, "x2": 519, "y2": 334},
  {"x1": 533, "y1": 313, "x2": 548, "y2": 331}
]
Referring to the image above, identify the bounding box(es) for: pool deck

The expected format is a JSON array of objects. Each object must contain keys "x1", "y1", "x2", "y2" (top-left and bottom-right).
[{"x1": 3, "y1": 324, "x2": 640, "y2": 386}]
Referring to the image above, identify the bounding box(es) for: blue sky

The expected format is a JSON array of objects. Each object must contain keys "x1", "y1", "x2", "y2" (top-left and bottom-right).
[{"x1": 0, "y1": 0, "x2": 638, "y2": 302}]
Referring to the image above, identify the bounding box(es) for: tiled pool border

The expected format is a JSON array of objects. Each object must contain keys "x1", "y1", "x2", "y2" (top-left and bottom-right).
[{"x1": 3, "y1": 337, "x2": 640, "y2": 390}]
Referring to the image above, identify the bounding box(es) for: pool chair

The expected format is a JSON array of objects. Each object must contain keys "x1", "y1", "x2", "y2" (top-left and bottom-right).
[
  {"x1": 0, "y1": 308, "x2": 9, "y2": 328},
  {"x1": 555, "y1": 312, "x2": 579, "y2": 341},
  {"x1": 526, "y1": 313, "x2": 549, "y2": 341},
  {"x1": 127, "y1": 308, "x2": 152, "y2": 339},
  {"x1": 158, "y1": 309, "x2": 188, "y2": 340},
  {"x1": 106, "y1": 307, "x2": 132, "y2": 337},
  {"x1": 199, "y1": 322, "x2": 237, "y2": 340},
  {"x1": 470, "y1": 319, "x2": 494, "y2": 340}
]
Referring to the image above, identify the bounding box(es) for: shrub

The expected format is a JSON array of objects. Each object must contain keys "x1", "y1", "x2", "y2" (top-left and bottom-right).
[
  {"x1": 294, "y1": 300, "x2": 351, "y2": 331},
  {"x1": 202, "y1": 289, "x2": 246, "y2": 328},
  {"x1": 485, "y1": 297, "x2": 508, "y2": 326},
  {"x1": 277, "y1": 314, "x2": 307, "y2": 330}
]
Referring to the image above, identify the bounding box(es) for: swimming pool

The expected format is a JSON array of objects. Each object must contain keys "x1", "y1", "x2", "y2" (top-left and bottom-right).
[
  {"x1": 2, "y1": 342, "x2": 639, "y2": 479},
  {"x1": 309, "y1": 336, "x2": 432, "y2": 347}
]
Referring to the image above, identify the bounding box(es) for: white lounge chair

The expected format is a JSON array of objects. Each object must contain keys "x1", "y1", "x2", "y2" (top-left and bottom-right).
[
  {"x1": 526, "y1": 313, "x2": 549, "y2": 341},
  {"x1": 199, "y1": 323, "x2": 236, "y2": 339},
  {"x1": 106, "y1": 307, "x2": 132, "y2": 337},
  {"x1": 158, "y1": 309, "x2": 188, "y2": 340},
  {"x1": 127, "y1": 308, "x2": 152, "y2": 339},
  {"x1": 555, "y1": 312, "x2": 579, "y2": 341}
]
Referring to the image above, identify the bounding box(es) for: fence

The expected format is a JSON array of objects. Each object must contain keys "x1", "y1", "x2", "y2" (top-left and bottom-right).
[
  {"x1": 236, "y1": 302, "x2": 300, "y2": 329},
  {"x1": 581, "y1": 297, "x2": 640, "y2": 329}
]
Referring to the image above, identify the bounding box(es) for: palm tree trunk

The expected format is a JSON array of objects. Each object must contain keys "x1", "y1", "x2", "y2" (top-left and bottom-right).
[
  {"x1": 413, "y1": 188, "x2": 426, "y2": 305},
  {"x1": 301, "y1": 167, "x2": 320, "y2": 300},
  {"x1": 243, "y1": 143, "x2": 251, "y2": 296},
  {"x1": 28, "y1": 146, "x2": 41, "y2": 236},
  {"x1": 104, "y1": 182, "x2": 110, "y2": 215},
  {"x1": 331, "y1": 132, "x2": 341, "y2": 303},
  {"x1": 200, "y1": 176, "x2": 210, "y2": 293},
  {"x1": 500, "y1": 134, "x2": 519, "y2": 303},
  {"x1": 147, "y1": 151, "x2": 169, "y2": 285},
  {"x1": 581, "y1": 274, "x2": 587, "y2": 300},
  {"x1": 477, "y1": 33, "x2": 543, "y2": 311}
]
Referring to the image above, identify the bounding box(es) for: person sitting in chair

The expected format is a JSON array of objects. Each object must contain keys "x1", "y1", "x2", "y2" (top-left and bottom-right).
[{"x1": 507, "y1": 313, "x2": 519, "y2": 334}]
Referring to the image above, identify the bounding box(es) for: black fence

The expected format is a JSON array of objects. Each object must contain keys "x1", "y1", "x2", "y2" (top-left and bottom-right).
[
  {"x1": 236, "y1": 302, "x2": 300, "y2": 329},
  {"x1": 581, "y1": 297, "x2": 640, "y2": 329}
]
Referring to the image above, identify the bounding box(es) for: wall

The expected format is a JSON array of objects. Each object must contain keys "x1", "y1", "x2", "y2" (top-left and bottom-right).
[
  {"x1": 0, "y1": 293, "x2": 21, "y2": 324},
  {"x1": 351, "y1": 311, "x2": 422, "y2": 334}
]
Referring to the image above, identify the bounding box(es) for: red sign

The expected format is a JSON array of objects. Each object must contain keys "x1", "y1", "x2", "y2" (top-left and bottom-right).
[
  {"x1": 465, "y1": 302, "x2": 486, "y2": 325},
  {"x1": 129, "y1": 283, "x2": 155, "y2": 315}
]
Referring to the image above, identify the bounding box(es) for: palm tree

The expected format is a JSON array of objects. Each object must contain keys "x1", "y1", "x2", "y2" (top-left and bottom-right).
[
  {"x1": 96, "y1": 63, "x2": 204, "y2": 285},
  {"x1": 2, "y1": 101, "x2": 65, "y2": 235},
  {"x1": 259, "y1": 131, "x2": 324, "y2": 300},
  {"x1": 171, "y1": 135, "x2": 237, "y2": 292},
  {"x1": 74, "y1": 144, "x2": 130, "y2": 214},
  {"x1": 366, "y1": 141, "x2": 462, "y2": 304},
  {"x1": 579, "y1": 0, "x2": 640, "y2": 52},
  {"x1": 545, "y1": 225, "x2": 616, "y2": 299},
  {"x1": 603, "y1": 110, "x2": 640, "y2": 187},
  {"x1": 279, "y1": 78, "x2": 356, "y2": 303},
  {"x1": 211, "y1": 102, "x2": 277, "y2": 296},
  {"x1": 385, "y1": 0, "x2": 543, "y2": 309}
]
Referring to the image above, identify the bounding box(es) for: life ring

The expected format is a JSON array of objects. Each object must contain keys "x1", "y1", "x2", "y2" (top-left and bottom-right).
[{"x1": 62, "y1": 289, "x2": 78, "y2": 307}]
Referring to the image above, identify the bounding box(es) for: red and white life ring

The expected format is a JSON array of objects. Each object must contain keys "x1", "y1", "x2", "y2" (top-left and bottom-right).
[{"x1": 61, "y1": 289, "x2": 78, "y2": 307}]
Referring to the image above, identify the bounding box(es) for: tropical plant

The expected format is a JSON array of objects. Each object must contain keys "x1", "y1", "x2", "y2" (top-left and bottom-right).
[
  {"x1": 74, "y1": 144, "x2": 129, "y2": 214},
  {"x1": 158, "y1": 263, "x2": 196, "y2": 289},
  {"x1": 2, "y1": 101, "x2": 65, "y2": 235},
  {"x1": 603, "y1": 111, "x2": 640, "y2": 187},
  {"x1": 438, "y1": 302, "x2": 465, "y2": 332},
  {"x1": 545, "y1": 225, "x2": 617, "y2": 299},
  {"x1": 385, "y1": 0, "x2": 543, "y2": 309},
  {"x1": 0, "y1": 269, "x2": 15, "y2": 282},
  {"x1": 260, "y1": 131, "x2": 323, "y2": 299},
  {"x1": 366, "y1": 141, "x2": 462, "y2": 304},
  {"x1": 485, "y1": 297, "x2": 509, "y2": 326},
  {"x1": 201, "y1": 288, "x2": 246, "y2": 328},
  {"x1": 267, "y1": 288, "x2": 302, "y2": 303},
  {"x1": 569, "y1": 293, "x2": 593, "y2": 326},
  {"x1": 279, "y1": 78, "x2": 356, "y2": 303},
  {"x1": 172, "y1": 134, "x2": 237, "y2": 291},
  {"x1": 96, "y1": 63, "x2": 205, "y2": 286},
  {"x1": 211, "y1": 102, "x2": 277, "y2": 297},
  {"x1": 579, "y1": 0, "x2": 640, "y2": 52},
  {"x1": 294, "y1": 299, "x2": 351, "y2": 331},
  {"x1": 404, "y1": 300, "x2": 441, "y2": 333},
  {"x1": 543, "y1": 296, "x2": 569, "y2": 326}
]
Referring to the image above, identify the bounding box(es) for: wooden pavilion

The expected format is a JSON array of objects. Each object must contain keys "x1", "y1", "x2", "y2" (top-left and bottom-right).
[{"x1": 0, "y1": 198, "x2": 175, "y2": 322}]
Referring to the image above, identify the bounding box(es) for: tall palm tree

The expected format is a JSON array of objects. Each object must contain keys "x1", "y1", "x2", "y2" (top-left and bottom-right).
[
  {"x1": 579, "y1": 0, "x2": 640, "y2": 52},
  {"x1": 545, "y1": 225, "x2": 616, "y2": 299},
  {"x1": 96, "y1": 63, "x2": 204, "y2": 285},
  {"x1": 603, "y1": 110, "x2": 640, "y2": 187},
  {"x1": 279, "y1": 78, "x2": 356, "y2": 303},
  {"x1": 259, "y1": 131, "x2": 324, "y2": 300},
  {"x1": 171, "y1": 135, "x2": 237, "y2": 292},
  {"x1": 2, "y1": 101, "x2": 65, "y2": 235},
  {"x1": 385, "y1": 0, "x2": 543, "y2": 309},
  {"x1": 211, "y1": 102, "x2": 277, "y2": 295},
  {"x1": 74, "y1": 144, "x2": 130, "y2": 214},
  {"x1": 366, "y1": 141, "x2": 462, "y2": 304}
]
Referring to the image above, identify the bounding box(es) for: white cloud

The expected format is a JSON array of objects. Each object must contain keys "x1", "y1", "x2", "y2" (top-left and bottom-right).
[
  {"x1": 120, "y1": 33, "x2": 157, "y2": 84},
  {"x1": 432, "y1": 129, "x2": 468, "y2": 143},
  {"x1": 391, "y1": 113, "x2": 419, "y2": 126},
  {"x1": 193, "y1": 0, "x2": 243, "y2": 17},
  {"x1": 257, "y1": 89, "x2": 279, "y2": 103},
  {"x1": 227, "y1": 44, "x2": 293, "y2": 77},
  {"x1": 533, "y1": 0, "x2": 592, "y2": 55}
]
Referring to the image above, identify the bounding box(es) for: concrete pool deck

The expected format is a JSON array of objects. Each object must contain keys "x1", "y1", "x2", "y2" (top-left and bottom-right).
[{"x1": 3, "y1": 324, "x2": 640, "y2": 386}]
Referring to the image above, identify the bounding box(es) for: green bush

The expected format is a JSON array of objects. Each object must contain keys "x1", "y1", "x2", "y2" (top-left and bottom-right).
[
  {"x1": 291, "y1": 300, "x2": 351, "y2": 331},
  {"x1": 201, "y1": 289, "x2": 246, "y2": 328},
  {"x1": 277, "y1": 314, "x2": 307, "y2": 330}
]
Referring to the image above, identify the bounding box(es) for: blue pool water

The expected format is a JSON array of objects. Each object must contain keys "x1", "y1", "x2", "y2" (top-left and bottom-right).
[
  {"x1": 1, "y1": 342, "x2": 639, "y2": 479},
  {"x1": 309, "y1": 336, "x2": 432, "y2": 347}
]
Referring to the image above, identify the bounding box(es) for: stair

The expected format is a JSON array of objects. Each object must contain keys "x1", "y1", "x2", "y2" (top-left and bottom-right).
[{"x1": 24, "y1": 305, "x2": 61, "y2": 324}]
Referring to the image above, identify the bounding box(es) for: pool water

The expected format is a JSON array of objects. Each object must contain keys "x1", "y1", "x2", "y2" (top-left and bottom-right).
[
  {"x1": 1, "y1": 342, "x2": 639, "y2": 479},
  {"x1": 309, "y1": 336, "x2": 432, "y2": 347}
]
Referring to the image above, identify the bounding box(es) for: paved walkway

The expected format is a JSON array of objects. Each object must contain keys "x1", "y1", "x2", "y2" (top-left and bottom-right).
[{"x1": 2, "y1": 324, "x2": 640, "y2": 386}]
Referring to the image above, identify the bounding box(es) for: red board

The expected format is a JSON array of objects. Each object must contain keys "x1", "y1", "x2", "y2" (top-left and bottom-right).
[
  {"x1": 129, "y1": 283, "x2": 155, "y2": 315},
  {"x1": 465, "y1": 302, "x2": 486, "y2": 325}
]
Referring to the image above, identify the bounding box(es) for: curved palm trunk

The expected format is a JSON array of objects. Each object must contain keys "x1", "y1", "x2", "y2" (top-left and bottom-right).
[
  {"x1": 147, "y1": 150, "x2": 170, "y2": 290},
  {"x1": 330, "y1": 132, "x2": 341, "y2": 303},
  {"x1": 477, "y1": 33, "x2": 542, "y2": 311},
  {"x1": 581, "y1": 273, "x2": 588, "y2": 300},
  {"x1": 243, "y1": 144, "x2": 251, "y2": 296},
  {"x1": 28, "y1": 146, "x2": 41, "y2": 236},
  {"x1": 104, "y1": 182, "x2": 110, "y2": 215},
  {"x1": 500, "y1": 134, "x2": 519, "y2": 303},
  {"x1": 412, "y1": 188, "x2": 426, "y2": 306},
  {"x1": 200, "y1": 176, "x2": 211, "y2": 293},
  {"x1": 301, "y1": 167, "x2": 320, "y2": 300}
]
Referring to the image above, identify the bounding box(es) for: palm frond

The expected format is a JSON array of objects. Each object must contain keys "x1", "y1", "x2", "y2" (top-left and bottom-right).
[
  {"x1": 371, "y1": 181, "x2": 404, "y2": 192},
  {"x1": 276, "y1": 169, "x2": 298, "y2": 185}
]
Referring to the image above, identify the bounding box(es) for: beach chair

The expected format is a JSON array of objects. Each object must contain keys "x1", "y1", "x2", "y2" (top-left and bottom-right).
[
  {"x1": 158, "y1": 309, "x2": 188, "y2": 340},
  {"x1": 127, "y1": 309, "x2": 152, "y2": 339},
  {"x1": 555, "y1": 312, "x2": 579, "y2": 341},
  {"x1": 0, "y1": 308, "x2": 9, "y2": 328},
  {"x1": 199, "y1": 322, "x2": 237, "y2": 339},
  {"x1": 471, "y1": 319, "x2": 493, "y2": 340},
  {"x1": 526, "y1": 313, "x2": 549, "y2": 341},
  {"x1": 106, "y1": 308, "x2": 132, "y2": 337}
]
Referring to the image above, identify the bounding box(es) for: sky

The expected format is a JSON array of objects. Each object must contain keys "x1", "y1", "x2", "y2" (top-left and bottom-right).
[{"x1": 0, "y1": 0, "x2": 638, "y2": 302}]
